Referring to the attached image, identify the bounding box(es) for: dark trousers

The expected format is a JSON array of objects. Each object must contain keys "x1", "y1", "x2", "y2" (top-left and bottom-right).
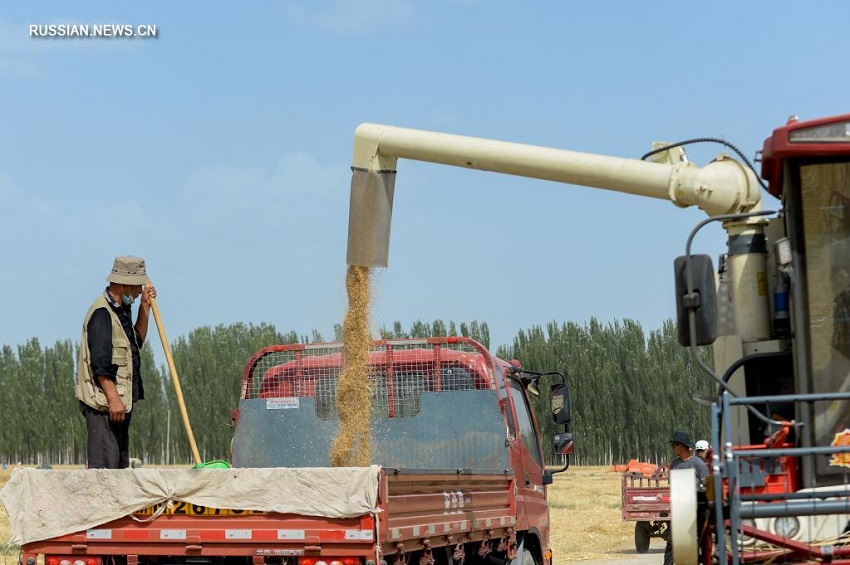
[
  {"x1": 663, "y1": 535, "x2": 674, "y2": 565},
  {"x1": 80, "y1": 402, "x2": 132, "y2": 469}
]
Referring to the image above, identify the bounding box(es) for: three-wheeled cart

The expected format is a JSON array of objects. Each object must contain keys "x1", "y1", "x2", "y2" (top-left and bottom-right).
[{"x1": 621, "y1": 469, "x2": 670, "y2": 553}]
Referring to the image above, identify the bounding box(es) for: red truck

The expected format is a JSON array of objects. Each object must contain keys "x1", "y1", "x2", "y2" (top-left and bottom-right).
[{"x1": 2, "y1": 337, "x2": 573, "y2": 565}]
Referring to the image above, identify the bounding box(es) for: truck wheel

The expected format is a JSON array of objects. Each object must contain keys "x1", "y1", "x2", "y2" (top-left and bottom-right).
[
  {"x1": 635, "y1": 521, "x2": 651, "y2": 553},
  {"x1": 510, "y1": 549, "x2": 535, "y2": 565}
]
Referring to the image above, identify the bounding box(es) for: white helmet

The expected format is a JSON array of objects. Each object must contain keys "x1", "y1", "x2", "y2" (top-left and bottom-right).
[{"x1": 695, "y1": 440, "x2": 710, "y2": 451}]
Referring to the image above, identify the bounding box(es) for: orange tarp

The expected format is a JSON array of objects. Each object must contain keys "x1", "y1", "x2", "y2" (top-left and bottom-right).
[{"x1": 609, "y1": 459, "x2": 659, "y2": 477}]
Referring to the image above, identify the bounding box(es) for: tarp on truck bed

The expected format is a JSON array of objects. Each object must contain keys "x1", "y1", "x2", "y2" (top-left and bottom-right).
[{"x1": 0, "y1": 466, "x2": 380, "y2": 546}]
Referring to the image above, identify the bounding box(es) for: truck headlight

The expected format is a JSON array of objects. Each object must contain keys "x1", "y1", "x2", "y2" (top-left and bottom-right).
[{"x1": 773, "y1": 516, "x2": 800, "y2": 538}]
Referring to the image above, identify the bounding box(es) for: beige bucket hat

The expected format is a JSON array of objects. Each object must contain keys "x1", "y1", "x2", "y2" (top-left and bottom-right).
[{"x1": 106, "y1": 256, "x2": 151, "y2": 285}]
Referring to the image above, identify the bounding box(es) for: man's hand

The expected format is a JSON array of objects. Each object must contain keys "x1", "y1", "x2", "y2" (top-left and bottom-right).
[
  {"x1": 107, "y1": 394, "x2": 127, "y2": 423},
  {"x1": 140, "y1": 284, "x2": 157, "y2": 311},
  {"x1": 136, "y1": 284, "x2": 157, "y2": 344},
  {"x1": 97, "y1": 376, "x2": 127, "y2": 423}
]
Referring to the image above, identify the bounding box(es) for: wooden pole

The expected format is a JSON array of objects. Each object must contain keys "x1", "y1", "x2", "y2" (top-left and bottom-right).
[{"x1": 149, "y1": 295, "x2": 202, "y2": 465}]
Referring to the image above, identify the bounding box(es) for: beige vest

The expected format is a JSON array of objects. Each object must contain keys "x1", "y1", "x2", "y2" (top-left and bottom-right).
[{"x1": 75, "y1": 295, "x2": 134, "y2": 412}]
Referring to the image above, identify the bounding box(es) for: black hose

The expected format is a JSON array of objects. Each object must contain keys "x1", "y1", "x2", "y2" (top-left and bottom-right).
[{"x1": 641, "y1": 137, "x2": 768, "y2": 192}]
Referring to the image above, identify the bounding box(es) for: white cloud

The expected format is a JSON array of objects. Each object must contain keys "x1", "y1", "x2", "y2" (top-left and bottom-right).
[
  {"x1": 282, "y1": 0, "x2": 415, "y2": 34},
  {"x1": 0, "y1": 20, "x2": 45, "y2": 77},
  {"x1": 181, "y1": 151, "x2": 349, "y2": 218},
  {"x1": 0, "y1": 170, "x2": 19, "y2": 200},
  {"x1": 0, "y1": 150, "x2": 354, "y2": 350},
  {"x1": 0, "y1": 170, "x2": 72, "y2": 231}
]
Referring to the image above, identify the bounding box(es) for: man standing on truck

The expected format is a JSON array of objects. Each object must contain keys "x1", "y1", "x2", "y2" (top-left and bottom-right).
[
  {"x1": 75, "y1": 256, "x2": 157, "y2": 469},
  {"x1": 663, "y1": 431, "x2": 708, "y2": 565}
]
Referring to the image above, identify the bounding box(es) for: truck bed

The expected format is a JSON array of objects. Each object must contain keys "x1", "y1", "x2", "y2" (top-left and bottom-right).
[
  {"x1": 621, "y1": 472, "x2": 670, "y2": 522},
  {"x1": 1, "y1": 466, "x2": 516, "y2": 562}
]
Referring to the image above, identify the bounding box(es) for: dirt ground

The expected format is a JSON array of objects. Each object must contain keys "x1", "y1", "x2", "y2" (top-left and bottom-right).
[
  {"x1": 571, "y1": 550, "x2": 663, "y2": 565},
  {"x1": 0, "y1": 465, "x2": 659, "y2": 562}
]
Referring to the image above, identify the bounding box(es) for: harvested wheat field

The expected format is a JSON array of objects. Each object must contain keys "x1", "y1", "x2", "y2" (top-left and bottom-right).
[
  {"x1": 0, "y1": 465, "x2": 659, "y2": 562},
  {"x1": 549, "y1": 466, "x2": 664, "y2": 562}
]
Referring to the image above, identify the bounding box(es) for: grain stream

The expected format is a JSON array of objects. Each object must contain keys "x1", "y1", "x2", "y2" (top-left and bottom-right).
[{"x1": 329, "y1": 265, "x2": 372, "y2": 467}]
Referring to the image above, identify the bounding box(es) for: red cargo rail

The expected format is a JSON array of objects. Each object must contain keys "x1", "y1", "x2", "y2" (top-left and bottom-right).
[
  {"x1": 621, "y1": 472, "x2": 670, "y2": 522},
  {"x1": 621, "y1": 471, "x2": 670, "y2": 553}
]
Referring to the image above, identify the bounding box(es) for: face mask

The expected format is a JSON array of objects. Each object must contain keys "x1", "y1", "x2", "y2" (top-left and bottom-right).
[{"x1": 122, "y1": 287, "x2": 136, "y2": 306}]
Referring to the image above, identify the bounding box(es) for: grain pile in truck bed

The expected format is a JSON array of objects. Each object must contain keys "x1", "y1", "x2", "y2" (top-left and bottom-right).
[{"x1": 330, "y1": 265, "x2": 372, "y2": 467}]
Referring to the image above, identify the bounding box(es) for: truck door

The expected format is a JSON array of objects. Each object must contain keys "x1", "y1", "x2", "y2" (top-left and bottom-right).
[{"x1": 505, "y1": 377, "x2": 549, "y2": 540}]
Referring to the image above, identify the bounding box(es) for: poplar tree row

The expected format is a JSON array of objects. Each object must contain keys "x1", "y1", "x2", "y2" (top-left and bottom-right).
[{"x1": 0, "y1": 318, "x2": 711, "y2": 467}]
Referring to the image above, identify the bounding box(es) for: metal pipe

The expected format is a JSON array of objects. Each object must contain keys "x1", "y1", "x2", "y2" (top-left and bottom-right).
[
  {"x1": 725, "y1": 220, "x2": 771, "y2": 342},
  {"x1": 728, "y1": 391, "x2": 850, "y2": 404},
  {"x1": 741, "y1": 489, "x2": 850, "y2": 501},
  {"x1": 732, "y1": 445, "x2": 850, "y2": 458},
  {"x1": 348, "y1": 123, "x2": 762, "y2": 267},
  {"x1": 740, "y1": 499, "x2": 850, "y2": 519}
]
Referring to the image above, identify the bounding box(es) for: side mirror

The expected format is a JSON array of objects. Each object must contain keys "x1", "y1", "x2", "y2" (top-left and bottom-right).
[
  {"x1": 550, "y1": 384, "x2": 571, "y2": 425},
  {"x1": 554, "y1": 432, "x2": 574, "y2": 455},
  {"x1": 674, "y1": 254, "x2": 717, "y2": 346}
]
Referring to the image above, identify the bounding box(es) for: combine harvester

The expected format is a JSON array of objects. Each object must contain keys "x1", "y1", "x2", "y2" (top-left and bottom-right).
[{"x1": 344, "y1": 113, "x2": 850, "y2": 564}]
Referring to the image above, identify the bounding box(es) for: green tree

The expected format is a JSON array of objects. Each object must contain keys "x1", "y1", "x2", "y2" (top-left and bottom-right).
[
  {"x1": 129, "y1": 344, "x2": 169, "y2": 464},
  {"x1": 167, "y1": 322, "x2": 297, "y2": 462},
  {"x1": 43, "y1": 339, "x2": 82, "y2": 463},
  {"x1": 0, "y1": 316, "x2": 713, "y2": 467}
]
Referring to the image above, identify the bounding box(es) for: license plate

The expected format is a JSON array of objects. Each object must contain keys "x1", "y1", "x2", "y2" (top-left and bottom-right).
[{"x1": 134, "y1": 502, "x2": 265, "y2": 516}]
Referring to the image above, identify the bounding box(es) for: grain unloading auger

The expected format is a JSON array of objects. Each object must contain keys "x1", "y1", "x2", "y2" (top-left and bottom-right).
[
  {"x1": 346, "y1": 122, "x2": 769, "y2": 343},
  {"x1": 343, "y1": 123, "x2": 769, "y2": 565}
]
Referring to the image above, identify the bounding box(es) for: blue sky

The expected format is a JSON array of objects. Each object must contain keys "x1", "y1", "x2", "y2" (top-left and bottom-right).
[{"x1": 1, "y1": 1, "x2": 848, "y2": 358}]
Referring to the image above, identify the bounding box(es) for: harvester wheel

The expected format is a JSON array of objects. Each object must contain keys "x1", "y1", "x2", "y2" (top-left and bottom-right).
[
  {"x1": 635, "y1": 521, "x2": 651, "y2": 553},
  {"x1": 671, "y1": 468, "x2": 698, "y2": 565}
]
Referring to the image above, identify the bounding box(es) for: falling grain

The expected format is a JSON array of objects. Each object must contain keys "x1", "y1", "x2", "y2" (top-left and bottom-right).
[{"x1": 329, "y1": 265, "x2": 373, "y2": 467}]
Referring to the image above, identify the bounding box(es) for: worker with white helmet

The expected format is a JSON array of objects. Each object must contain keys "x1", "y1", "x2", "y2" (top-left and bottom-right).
[{"x1": 695, "y1": 439, "x2": 711, "y2": 464}]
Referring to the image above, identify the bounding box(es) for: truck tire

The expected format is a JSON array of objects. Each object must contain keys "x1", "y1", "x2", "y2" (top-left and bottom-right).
[
  {"x1": 510, "y1": 549, "x2": 535, "y2": 565},
  {"x1": 635, "y1": 521, "x2": 651, "y2": 553}
]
